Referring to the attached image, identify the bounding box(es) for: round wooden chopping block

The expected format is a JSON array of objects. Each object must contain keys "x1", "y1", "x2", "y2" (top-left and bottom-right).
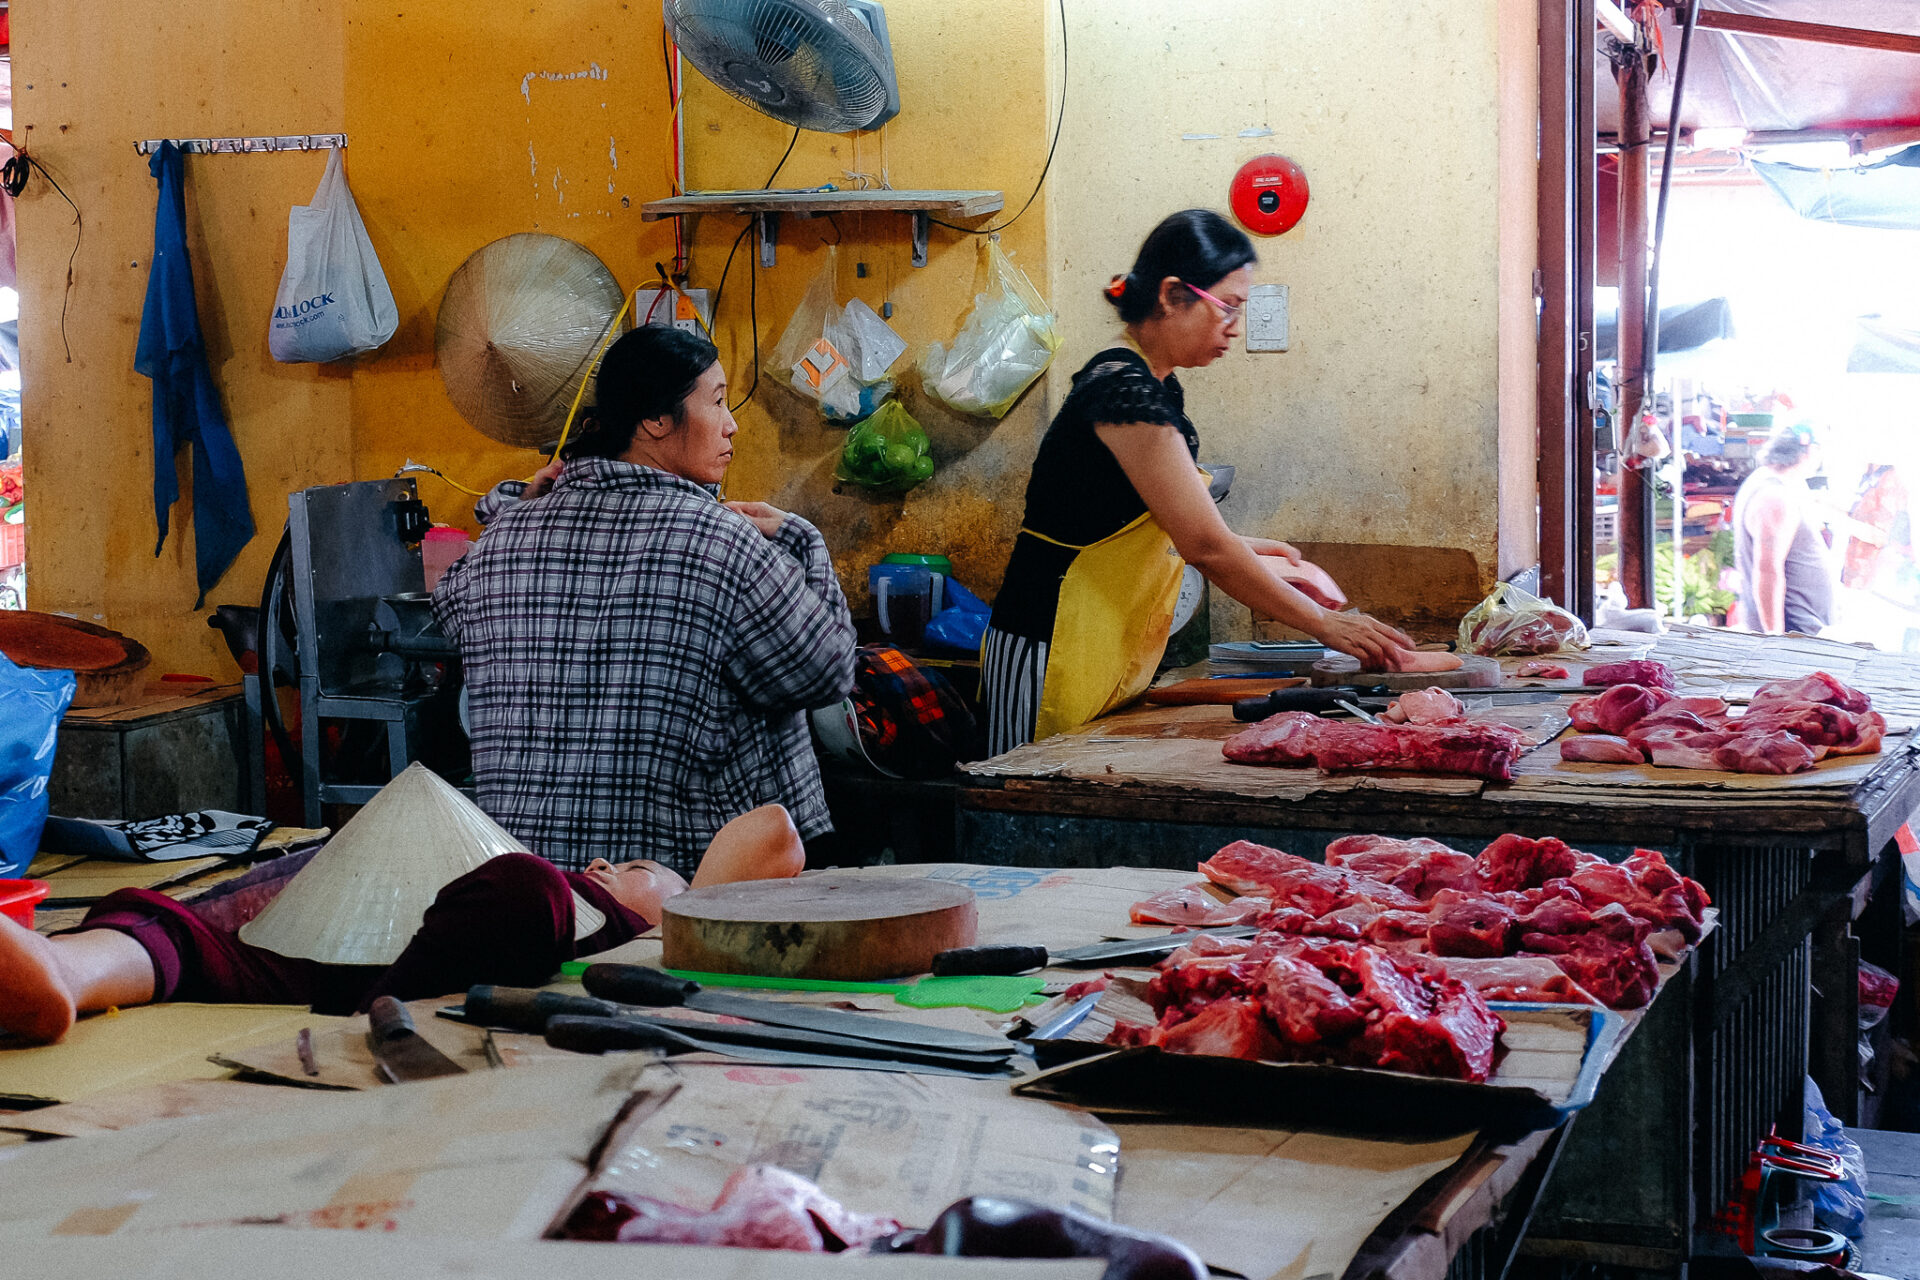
[
  {"x1": 1309, "y1": 652, "x2": 1501, "y2": 690},
  {"x1": 661, "y1": 874, "x2": 979, "y2": 981},
  {"x1": 0, "y1": 611, "x2": 153, "y2": 708}
]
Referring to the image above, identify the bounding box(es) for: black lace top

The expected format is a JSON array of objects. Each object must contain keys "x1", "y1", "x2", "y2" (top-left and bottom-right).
[{"x1": 989, "y1": 347, "x2": 1199, "y2": 642}]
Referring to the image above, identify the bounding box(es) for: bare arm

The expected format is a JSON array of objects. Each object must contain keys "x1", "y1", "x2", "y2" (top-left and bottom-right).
[
  {"x1": 1096, "y1": 422, "x2": 1412, "y2": 668},
  {"x1": 1749, "y1": 491, "x2": 1792, "y2": 633}
]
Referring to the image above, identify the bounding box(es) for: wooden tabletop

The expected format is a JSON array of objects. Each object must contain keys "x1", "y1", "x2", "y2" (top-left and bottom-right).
[{"x1": 962, "y1": 625, "x2": 1920, "y2": 854}]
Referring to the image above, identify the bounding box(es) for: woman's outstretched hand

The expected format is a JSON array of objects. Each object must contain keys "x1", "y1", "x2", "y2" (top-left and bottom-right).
[
  {"x1": 723, "y1": 500, "x2": 788, "y2": 539},
  {"x1": 1314, "y1": 611, "x2": 1416, "y2": 671}
]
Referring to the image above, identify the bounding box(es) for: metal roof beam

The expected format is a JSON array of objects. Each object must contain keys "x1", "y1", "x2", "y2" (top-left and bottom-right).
[{"x1": 1695, "y1": 8, "x2": 1920, "y2": 57}]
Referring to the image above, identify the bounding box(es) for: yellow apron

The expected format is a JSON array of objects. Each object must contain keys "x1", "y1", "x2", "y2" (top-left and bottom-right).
[{"x1": 1027, "y1": 510, "x2": 1187, "y2": 741}]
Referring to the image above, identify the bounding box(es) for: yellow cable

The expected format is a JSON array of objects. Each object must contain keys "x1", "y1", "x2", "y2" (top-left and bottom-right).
[{"x1": 551, "y1": 289, "x2": 636, "y2": 462}]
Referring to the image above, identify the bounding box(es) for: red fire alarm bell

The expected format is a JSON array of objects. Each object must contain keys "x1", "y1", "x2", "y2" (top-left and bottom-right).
[{"x1": 1230, "y1": 154, "x2": 1310, "y2": 236}]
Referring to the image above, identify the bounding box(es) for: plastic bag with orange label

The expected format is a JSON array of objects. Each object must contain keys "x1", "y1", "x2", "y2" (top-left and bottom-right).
[{"x1": 765, "y1": 247, "x2": 906, "y2": 421}]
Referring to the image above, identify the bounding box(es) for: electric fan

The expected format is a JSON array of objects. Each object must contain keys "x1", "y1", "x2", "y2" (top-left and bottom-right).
[
  {"x1": 665, "y1": 0, "x2": 901, "y2": 133},
  {"x1": 434, "y1": 234, "x2": 625, "y2": 448}
]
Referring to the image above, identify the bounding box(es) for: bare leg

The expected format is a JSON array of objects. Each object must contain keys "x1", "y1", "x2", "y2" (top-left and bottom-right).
[
  {"x1": 692, "y1": 804, "x2": 807, "y2": 889},
  {"x1": 0, "y1": 916, "x2": 156, "y2": 1044}
]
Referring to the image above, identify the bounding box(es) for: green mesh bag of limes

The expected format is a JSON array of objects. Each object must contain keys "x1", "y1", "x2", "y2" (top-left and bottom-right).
[{"x1": 835, "y1": 400, "x2": 935, "y2": 494}]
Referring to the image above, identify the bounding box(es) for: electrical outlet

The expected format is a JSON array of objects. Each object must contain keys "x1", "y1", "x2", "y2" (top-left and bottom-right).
[
  {"x1": 635, "y1": 287, "x2": 711, "y2": 336},
  {"x1": 1246, "y1": 283, "x2": 1289, "y2": 352}
]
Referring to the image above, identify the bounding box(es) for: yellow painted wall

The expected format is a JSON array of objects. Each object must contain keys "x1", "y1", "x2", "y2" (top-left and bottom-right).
[
  {"x1": 339, "y1": 2, "x2": 679, "y2": 538},
  {"x1": 17, "y1": 0, "x2": 1536, "y2": 672},
  {"x1": 1045, "y1": 0, "x2": 1538, "y2": 632},
  {"x1": 14, "y1": 0, "x2": 350, "y2": 676},
  {"x1": 677, "y1": 0, "x2": 1055, "y2": 607}
]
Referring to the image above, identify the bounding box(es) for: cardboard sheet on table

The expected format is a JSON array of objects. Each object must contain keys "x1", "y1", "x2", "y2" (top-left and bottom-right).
[
  {"x1": 1109, "y1": 1122, "x2": 1475, "y2": 1280},
  {"x1": 211, "y1": 995, "x2": 563, "y2": 1089},
  {"x1": 8, "y1": 1230, "x2": 1110, "y2": 1280},
  {"x1": 27, "y1": 853, "x2": 230, "y2": 900},
  {"x1": 1509, "y1": 731, "x2": 1910, "y2": 791},
  {"x1": 0, "y1": 1003, "x2": 346, "y2": 1106},
  {"x1": 0, "y1": 1056, "x2": 662, "y2": 1241},
  {"x1": 831, "y1": 861, "x2": 1218, "y2": 946},
  {"x1": 593, "y1": 1062, "x2": 1117, "y2": 1229},
  {"x1": 0, "y1": 1078, "x2": 292, "y2": 1138},
  {"x1": 968, "y1": 734, "x2": 1488, "y2": 800}
]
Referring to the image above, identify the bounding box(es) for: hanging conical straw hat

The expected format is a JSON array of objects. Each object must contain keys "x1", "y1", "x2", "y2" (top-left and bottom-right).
[
  {"x1": 435, "y1": 233, "x2": 625, "y2": 448},
  {"x1": 239, "y1": 763, "x2": 531, "y2": 965}
]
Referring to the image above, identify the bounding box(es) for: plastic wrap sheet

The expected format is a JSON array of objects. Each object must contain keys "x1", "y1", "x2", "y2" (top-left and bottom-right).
[{"x1": 1596, "y1": 1, "x2": 1920, "y2": 136}]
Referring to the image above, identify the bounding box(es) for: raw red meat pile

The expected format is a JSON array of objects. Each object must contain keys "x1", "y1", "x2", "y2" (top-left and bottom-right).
[
  {"x1": 1130, "y1": 832, "x2": 1710, "y2": 1013},
  {"x1": 1109, "y1": 930, "x2": 1506, "y2": 1082},
  {"x1": 1223, "y1": 711, "x2": 1528, "y2": 782},
  {"x1": 1559, "y1": 671, "x2": 1885, "y2": 774},
  {"x1": 1582, "y1": 659, "x2": 1677, "y2": 690}
]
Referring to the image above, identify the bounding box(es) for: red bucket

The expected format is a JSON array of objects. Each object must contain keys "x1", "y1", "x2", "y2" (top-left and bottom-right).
[{"x1": 0, "y1": 879, "x2": 50, "y2": 928}]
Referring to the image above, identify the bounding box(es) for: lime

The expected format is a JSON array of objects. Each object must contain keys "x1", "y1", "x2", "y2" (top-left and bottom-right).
[
  {"x1": 884, "y1": 442, "x2": 918, "y2": 474},
  {"x1": 909, "y1": 455, "x2": 936, "y2": 482}
]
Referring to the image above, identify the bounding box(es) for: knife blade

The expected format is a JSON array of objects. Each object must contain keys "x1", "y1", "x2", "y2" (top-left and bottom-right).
[
  {"x1": 1050, "y1": 926, "x2": 1260, "y2": 968},
  {"x1": 366, "y1": 995, "x2": 466, "y2": 1083},
  {"x1": 579, "y1": 964, "x2": 1015, "y2": 1057},
  {"x1": 542, "y1": 1016, "x2": 1013, "y2": 1077},
  {"x1": 458, "y1": 985, "x2": 1012, "y2": 1063}
]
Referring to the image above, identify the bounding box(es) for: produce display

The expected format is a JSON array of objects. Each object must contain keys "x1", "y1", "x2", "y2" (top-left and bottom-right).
[{"x1": 1559, "y1": 672, "x2": 1885, "y2": 774}]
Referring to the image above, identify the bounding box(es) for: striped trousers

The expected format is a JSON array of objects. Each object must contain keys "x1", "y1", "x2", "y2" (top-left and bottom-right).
[{"x1": 979, "y1": 625, "x2": 1051, "y2": 757}]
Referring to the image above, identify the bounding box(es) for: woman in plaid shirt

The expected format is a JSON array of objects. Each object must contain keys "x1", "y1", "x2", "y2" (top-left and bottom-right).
[{"x1": 434, "y1": 326, "x2": 856, "y2": 875}]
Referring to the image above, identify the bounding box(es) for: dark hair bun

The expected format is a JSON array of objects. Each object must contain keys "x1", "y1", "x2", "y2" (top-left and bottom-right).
[
  {"x1": 1105, "y1": 209, "x2": 1257, "y2": 324},
  {"x1": 561, "y1": 324, "x2": 719, "y2": 462}
]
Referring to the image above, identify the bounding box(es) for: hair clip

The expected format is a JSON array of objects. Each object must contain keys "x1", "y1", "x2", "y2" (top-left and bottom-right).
[{"x1": 1105, "y1": 275, "x2": 1128, "y2": 300}]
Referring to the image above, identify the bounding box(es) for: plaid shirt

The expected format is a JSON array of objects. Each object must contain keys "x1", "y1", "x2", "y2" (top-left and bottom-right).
[{"x1": 433, "y1": 457, "x2": 856, "y2": 874}]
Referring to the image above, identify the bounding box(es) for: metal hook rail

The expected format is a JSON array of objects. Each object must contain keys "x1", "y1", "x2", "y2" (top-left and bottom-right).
[{"x1": 133, "y1": 134, "x2": 347, "y2": 157}]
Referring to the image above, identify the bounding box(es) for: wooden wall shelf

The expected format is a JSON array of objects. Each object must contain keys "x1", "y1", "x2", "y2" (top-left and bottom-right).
[{"x1": 639, "y1": 189, "x2": 1004, "y2": 267}]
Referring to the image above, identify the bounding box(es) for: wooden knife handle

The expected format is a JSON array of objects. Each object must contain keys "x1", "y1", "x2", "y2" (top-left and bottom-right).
[
  {"x1": 545, "y1": 1015, "x2": 686, "y2": 1056},
  {"x1": 581, "y1": 963, "x2": 699, "y2": 1007},
  {"x1": 464, "y1": 985, "x2": 616, "y2": 1032},
  {"x1": 932, "y1": 945, "x2": 1049, "y2": 976},
  {"x1": 366, "y1": 995, "x2": 414, "y2": 1044}
]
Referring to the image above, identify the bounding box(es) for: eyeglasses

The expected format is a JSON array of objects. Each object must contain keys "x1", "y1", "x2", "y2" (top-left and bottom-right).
[{"x1": 1183, "y1": 280, "x2": 1244, "y2": 321}]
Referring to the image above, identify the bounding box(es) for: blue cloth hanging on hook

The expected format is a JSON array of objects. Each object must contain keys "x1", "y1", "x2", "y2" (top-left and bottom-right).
[{"x1": 135, "y1": 141, "x2": 254, "y2": 606}]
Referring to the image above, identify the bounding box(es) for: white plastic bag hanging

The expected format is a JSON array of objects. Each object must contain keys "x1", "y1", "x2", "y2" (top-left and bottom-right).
[
  {"x1": 919, "y1": 239, "x2": 1059, "y2": 419},
  {"x1": 766, "y1": 246, "x2": 850, "y2": 408},
  {"x1": 765, "y1": 247, "x2": 908, "y2": 422},
  {"x1": 268, "y1": 149, "x2": 399, "y2": 363}
]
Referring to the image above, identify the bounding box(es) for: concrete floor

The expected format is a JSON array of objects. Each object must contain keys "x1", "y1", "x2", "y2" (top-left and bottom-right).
[{"x1": 1857, "y1": 1128, "x2": 1920, "y2": 1280}]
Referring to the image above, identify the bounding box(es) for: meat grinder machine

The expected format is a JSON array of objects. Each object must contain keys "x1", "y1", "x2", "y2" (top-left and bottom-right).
[{"x1": 250, "y1": 478, "x2": 465, "y2": 825}]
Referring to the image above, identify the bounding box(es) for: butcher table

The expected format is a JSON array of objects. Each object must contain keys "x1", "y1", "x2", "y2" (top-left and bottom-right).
[{"x1": 954, "y1": 624, "x2": 1920, "y2": 1273}]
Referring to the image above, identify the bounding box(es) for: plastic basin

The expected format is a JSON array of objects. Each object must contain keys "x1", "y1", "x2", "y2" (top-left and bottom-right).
[{"x1": 0, "y1": 879, "x2": 50, "y2": 928}]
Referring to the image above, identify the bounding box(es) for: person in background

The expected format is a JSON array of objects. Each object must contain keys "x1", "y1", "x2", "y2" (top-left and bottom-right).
[
  {"x1": 435, "y1": 326, "x2": 856, "y2": 876},
  {"x1": 0, "y1": 805, "x2": 806, "y2": 1045},
  {"x1": 1842, "y1": 461, "x2": 1910, "y2": 594},
  {"x1": 980, "y1": 209, "x2": 1412, "y2": 756},
  {"x1": 1732, "y1": 423, "x2": 1833, "y2": 635}
]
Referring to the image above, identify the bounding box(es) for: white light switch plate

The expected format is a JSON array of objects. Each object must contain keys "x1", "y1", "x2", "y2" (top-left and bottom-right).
[{"x1": 1246, "y1": 283, "x2": 1289, "y2": 352}]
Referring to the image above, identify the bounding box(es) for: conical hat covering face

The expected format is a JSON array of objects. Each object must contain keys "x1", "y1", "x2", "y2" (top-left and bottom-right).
[{"x1": 239, "y1": 763, "x2": 526, "y2": 965}]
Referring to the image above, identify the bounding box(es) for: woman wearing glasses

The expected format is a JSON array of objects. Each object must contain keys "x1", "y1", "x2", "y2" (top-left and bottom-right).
[{"x1": 980, "y1": 209, "x2": 1414, "y2": 754}]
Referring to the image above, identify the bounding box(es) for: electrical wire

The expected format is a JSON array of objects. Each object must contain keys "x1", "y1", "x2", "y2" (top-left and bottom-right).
[
  {"x1": 764, "y1": 125, "x2": 801, "y2": 189},
  {"x1": 931, "y1": 0, "x2": 1066, "y2": 237},
  {"x1": 729, "y1": 228, "x2": 761, "y2": 413},
  {"x1": 5, "y1": 145, "x2": 82, "y2": 362},
  {"x1": 396, "y1": 460, "x2": 490, "y2": 497}
]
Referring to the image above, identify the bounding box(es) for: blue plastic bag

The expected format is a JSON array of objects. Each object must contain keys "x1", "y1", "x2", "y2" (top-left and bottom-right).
[
  {"x1": 1802, "y1": 1076, "x2": 1869, "y2": 1237},
  {"x1": 0, "y1": 652, "x2": 75, "y2": 877},
  {"x1": 923, "y1": 578, "x2": 991, "y2": 655}
]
